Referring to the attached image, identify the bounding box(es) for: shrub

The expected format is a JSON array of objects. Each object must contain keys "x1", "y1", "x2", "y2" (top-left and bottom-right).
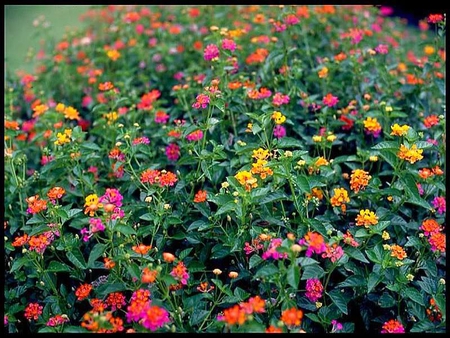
[{"x1": 4, "y1": 5, "x2": 446, "y2": 333}]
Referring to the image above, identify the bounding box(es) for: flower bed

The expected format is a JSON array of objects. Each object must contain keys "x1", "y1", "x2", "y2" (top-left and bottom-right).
[{"x1": 4, "y1": 5, "x2": 446, "y2": 333}]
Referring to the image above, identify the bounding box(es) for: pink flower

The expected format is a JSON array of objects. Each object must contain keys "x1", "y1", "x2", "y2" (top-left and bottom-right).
[
  {"x1": 262, "y1": 238, "x2": 288, "y2": 260},
  {"x1": 321, "y1": 243, "x2": 344, "y2": 263},
  {"x1": 186, "y1": 130, "x2": 204, "y2": 142},
  {"x1": 375, "y1": 44, "x2": 389, "y2": 54},
  {"x1": 381, "y1": 319, "x2": 405, "y2": 333},
  {"x1": 203, "y1": 44, "x2": 219, "y2": 61},
  {"x1": 273, "y1": 21, "x2": 286, "y2": 32},
  {"x1": 379, "y1": 6, "x2": 394, "y2": 16},
  {"x1": 82, "y1": 95, "x2": 93, "y2": 108},
  {"x1": 41, "y1": 155, "x2": 54, "y2": 166},
  {"x1": 432, "y1": 196, "x2": 446, "y2": 214},
  {"x1": 99, "y1": 188, "x2": 123, "y2": 207},
  {"x1": 305, "y1": 279, "x2": 323, "y2": 302},
  {"x1": 417, "y1": 183, "x2": 424, "y2": 196},
  {"x1": 141, "y1": 305, "x2": 170, "y2": 331},
  {"x1": 322, "y1": 93, "x2": 339, "y2": 107},
  {"x1": 272, "y1": 92, "x2": 290, "y2": 106},
  {"x1": 331, "y1": 320, "x2": 343, "y2": 333},
  {"x1": 89, "y1": 218, "x2": 105, "y2": 233},
  {"x1": 132, "y1": 136, "x2": 150, "y2": 145},
  {"x1": 155, "y1": 110, "x2": 170, "y2": 124},
  {"x1": 273, "y1": 125, "x2": 286, "y2": 139},
  {"x1": 192, "y1": 94, "x2": 210, "y2": 109},
  {"x1": 221, "y1": 39, "x2": 236, "y2": 52},
  {"x1": 165, "y1": 143, "x2": 180, "y2": 161},
  {"x1": 170, "y1": 261, "x2": 190, "y2": 285},
  {"x1": 284, "y1": 14, "x2": 299, "y2": 26}
]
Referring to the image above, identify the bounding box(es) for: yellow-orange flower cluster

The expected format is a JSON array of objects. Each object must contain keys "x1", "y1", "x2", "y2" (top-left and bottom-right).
[
  {"x1": 350, "y1": 169, "x2": 371, "y2": 193},
  {"x1": 355, "y1": 209, "x2": 378, "y2": 228},
  {"x1": 397, "y1": 144, "x2": 424, "y2": 164}
]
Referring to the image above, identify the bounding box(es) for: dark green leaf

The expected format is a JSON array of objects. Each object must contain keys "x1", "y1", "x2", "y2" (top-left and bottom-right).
[
  {"x1": 301, "y1": 264, "x2": 325, "y2": 280},
  {"x1": 47, "y1": 261, "x2": 71, "y2": 273},
  {"x1": 327, "y1": 289, "x2": 348, "y2": 315},
  {"x1": 66, "y1": 248, "x2": 87, "y2": 269},
  {"x1": 287, "y1": 265, "x2": 300, "y2": 289},
  {"x1": 338, "y1": 275, "x2": 366, "y2": 288},
  {"x1": 403, "y1": 287, "x2": 425, "y2": 306},
  {"x1": 87, "y1": 243, "x2": 106, "y2": 268}
]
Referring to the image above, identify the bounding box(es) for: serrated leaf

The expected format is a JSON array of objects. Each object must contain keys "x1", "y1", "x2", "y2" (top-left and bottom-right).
[
  {"x1": 287, "y1": 265, "x2": 300, "y2": 289},
  {"x1": 410, "y1": 320, "x2": 436, "y2": 333},
  {"x1": 261, "y1": 191, "x2": 288, "y2": 204},
  {"x1": 249, "y1": 255, "x2": 263, "y2": 269},
  {"x1": 327, "y1": 289, "x2": 348, "y2": 314},
  {"x1": 297, "y1": 175, "x2": 311, "y2": 194},
  {"x1": 403, "y1": 287, "x2": 425, "y2": 306},
  {"x1": 87, "y1": 243, "x2": 106, "y2": 268},
  {"x1": 179, "y1": 248, "x2": 193, "y2": 261},
  {"x1": 215, "y1": 201, "x2": 237, "y2": 216},
  {"x1": 301, "y1": 264, "x2": 325, "y2": 280},
  {"x1": 345, "y1": 247, "x2": 369, "y2": 263},
  {"x1": 114, "y1": 224, "x2": 136, "y2": 236},
  {"x1": 338, "y1": 275, "x2": 366, "y2": 288},
  {"x1": 140, "y1": 213, "x2": 155, "y2": 221},
  {"x1": 66, "y1": 249, "x2": 87, "y2": 269},
  {"x1": 234, "y1": 287, "x2": 250, "y2": 301},
  {"x1": 378, "y1": 291, "x2": 396, "y2": 308},
  {"x1": 254, "y1": 263, "x2": 279, "y2": 278},
  {"x1": 47, "y1": 261, "x2": 71, "y2": 273},
  {"x1": 367, "y1": 271, "x2": 380, "y2": 293}
]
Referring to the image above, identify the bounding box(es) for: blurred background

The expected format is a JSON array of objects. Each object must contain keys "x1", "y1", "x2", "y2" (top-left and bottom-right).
[
  {"x1": 4, "y1": 5, "x2": 444, "y2": 73},
  {"x1": 4, "y1": 5, "x2": 89, "y2": 72}
]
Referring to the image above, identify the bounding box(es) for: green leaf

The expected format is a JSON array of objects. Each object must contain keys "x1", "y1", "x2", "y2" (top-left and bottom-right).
[
  {"x1": 80, "y1": 142, "x2": 101, "y2": 151},
  {"x1": 345, "y1": 247, "x2": 369, "y2": 263},
  {"x1": 254, "y1": 263, "x2": 279, "y2": 278},
  {"x1": 410, "y1": 320, "x2": 436, "y2": 333},
  {"x1": 87, "y1": 243, "x2": 106, "y2": 268},
  {"x1": 234, "y1": 287, "x2": 250, "y2": 301},
  {"x1": 95, "y1": 282, "x2": 127, "y2": 298},
  {"x1": 338, "y1": 275, "x2": 366, "y2": 288},
  {"x1": 403, "y1": 287, "x2": 425, "y2": 306},
  {"x1": 47, "y1": 261, "x2": 71, "y2": 273},
  {"x1": 276, "y1": 137, "x2": 304, "y2": 148},
  {"x1": 114, "y1": 224, "x2": 136, "y2": 236},
  {"x1": 179, "y1": 248, "x2": 193, "y2": 261},
  {"x1": 187, "y1": 220, "x2": 209, "y2": 231},
  {"x1": 66, "y1": 248, "x2": 87, "y2": 269},
  {"x1": 211, "y1": 244, "x2": 230, "y2": 259},
  {"x1": 416, "y1": 277, "x2": 436, "y2": 295},
  {"x1": 305, "y1": 313, "x2": 322, "y2": 323},
  {"x1": 249, "y1": 255, "x2": 263, "y2": 269},
  {"x1": 190, "y1": 308, "x2": 210, "y2": 327},
  {"x1": 10, "y1": 256, "x2": 30, "y2": 273},
  {"x1": 68, "y1": 208, "x2": 83, "y2": 218},
  {"x1": 371, "y1": 141, "x2": 399, "y2": 150},
  {"x1": 301, "y1": 264, "x2": 325, "y2": 280},
  {"x1": 297, "y1": 175, "x2": 311, "y2": 194},
  {"x1": 378, "y1": 291, "x2": 396, "y2": 308},
  {"x1": 287, "y1": 265, "x2": 300, "y2": 289},
  {"x1": 261, "y1": 191, "x2": 288, "y2": 204},
  {"x1": 327, "y1": 289, "x2": 349, "y2": 314},
  {"x1": 215, "y1": 201, "x2": 237, "y2": 216},
  {"x1": 367, "y1": 271, "x2": 380, "y2": 293},
  {"x1": 140, "y1": 213, "x2": 155, "y2": 221},
  {"x1": 63, "y1": 326, "x2": 90, "y2": 333}
]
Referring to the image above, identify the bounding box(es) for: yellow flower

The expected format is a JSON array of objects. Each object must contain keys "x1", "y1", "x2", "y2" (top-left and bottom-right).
[
  {"x1": 84, "y1": 194, "x2": 99, "y2": 207},
  {"x1": 355, "y1": 209, "x2": 378, "y2": 228},
  {"x1": 107, "y1": 49, "x2": 121, "y2": 61},
  {"x1": 397, "y1": 144, "x2": 424, "y2": 164},
  {"x1": 318, "y1": 67, "x2": 328, "y2": 78},
  {"x1": 330, "y1": 187, "x2": 350, "y2": 207},
  {"x1": 64, "y1": 106, "x2": 80, "y2": 120},
  {"x1": 350, "y1": 169, "x2": 371, "y2": 193},
  {"x1": 271, "y1": 111, "x2": 286, "y2": 124},
  {"x1": 315, "y1": 157, "x2": 329, "y2": 167},
  {"x1": 326, "y1": 134, "x2": 336, "y2": 142},
  {"x1": 55, "y1": 103, "x2": 66, "y2": 112},
  {"x1": 390, "y1": 244, "x2": 407, "y2": 260},
  {"x1": 54, "y1": 128, "x2": 72, "y2": 146},
  {"x1": 312, "y1": 135, "x2": 322, "y2": 143},
  {"x1": 234, "y1": 170, "x2": 258, "y2": 191},
  {"x1": 369, "y1": 155, "x2": 378, "y2": 162},
  {"x1": 390, "y1": 123, "x2": 410, "y2": 136},
  {"x1": 103, "y1": 111, "x2": 119, "y2": 125},
  {"x1": 424, "y1": 45, "x2": 435, "y2": 55},
  {"x1": 382, "y1": 231, "x2": 390, "y2": 240},
  {"x1": 252, "y1": 148, "x2": 270, "y2": 160}
]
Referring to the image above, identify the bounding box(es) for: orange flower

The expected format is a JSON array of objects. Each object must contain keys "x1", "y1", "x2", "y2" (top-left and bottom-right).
[
  {"x1": 64, "y1": 106, "x2": 80, "y2": 120},
  {"x1": 228, "y1": 81, "x2": 243, "y2": 90},
  {"x1": 397, "y1": 144, "x2": 424, "y2": 164},
  {"x1": 47, "y1": 186, "x2": 66, "y2": 201},
  {"x1": 281, "y1": 307, "x2": 303, "y2": 327},
  {"x1": 197, "y1": 282, "x2": 215, "y2": 293},
  {"x1": 105, "y1": 292, "x2": 126, "y2": 311},
  {"x1": 266, "y1": 325, "x2": 283, "y2": 333},
  {"x1": 12, "y1": 234, "x2": 29, "y2": 247},
  {"x1": 90, "y1": 298, "x2": 107, "y2": 312},
  {"x1": 390, "y1": 244, "x2": 407, "y2": 260},
  {"x1": 4, "y1": 120, "x2": 19, "y2": 130},
  {"x1": 228, "y1": 271, "x2": 239, "y2": 279},
  {"x1": 423, "y1": 115, "x2": 439, "y2": 128},
  {"x1": 26, "y1": 195, "x2": 47, "y2": 214},
  {"x1": 350, "y1": 169, "x2": 371, "y2": 193},
  {"x1": 32, "y1": 104, "x2": 49, "y2": 118},
  {"x1": 158, "y1": 171, "x2": 178, "y2": 187},
  {"x1": 420, "y1": 218, "x2": 441, "y2": 236},
  {"x1": 98, "y1": 81, "x2": 114, "y2": 91},
  {"x1": 355, "y1": 209, "x2": 378, "y2": 228},
  {"x1": 142, "y1": 267, "x2": 158, "y2": 283},
  {"x1": 429, "y1": 232, "x2": 446, "y2": 252},
  {"x1": 221, "y1": 305, "x2": 247, "y2": 325},
  {"x1": 194, "y1": 190, "x2": 207, "y2": 203},
  {"x1": 104, "y1": 258, "x2": 115, "y2": 269},
  {"x1": 75, "y1": 283, "x2": 93, "y2": 301},
  {"x1": 132, "y1": 244, "x2": 152, "y2": 255},
  {"x1": 330, "y1": 187, "x2": 350, "y2": 208},
  {"x1": 163, "y1": 252, "x2": 176, "y2": 263},
  {"x1": 432, "y1": 165, "x2": 444, "y2": 175},
  {"x1": 246, "y1": 295, "x2": 265, "y2": 314},
  {"x1": 315, "y1": 156, "x2": 329, "y2": 167},
  {"x1": 418, "y1": 168, "x2": 434, "y2": 179},
  {"x1": 107, "y1": 49, "x2": 121, "y2": 61}
]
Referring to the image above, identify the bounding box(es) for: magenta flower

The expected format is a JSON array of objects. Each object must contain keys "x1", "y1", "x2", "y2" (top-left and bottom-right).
[
  {"x1": 432, "y1": 196, "x2": 446, "y2": 214},
  {"x1": 321, "y1": 243, "x2": 344, "y2": 263},
  {"x1": 273, "y1": 125, "x2": 286, "y2": 139},
  {"x1": 375, "y1": 44, "x2": 389, "y2": 54},
  {"x1": 381, "y1": 319, "x2": 405, "y2": 333},
  {"x1": 261, "y1": 238, "x2": 288, "y2": 260},
  {"x1": 165, "y1": 143, "x2": 180, "y2": 161},
  {"x1": 186, "y1": 130, "x2": 204, "y2": 142},
  {"x1": 221, "y1": 39, "x2": 236, "y2": 52},
  {"x1": 141, "y1": 305, "x2": 170, "y2": 331},
  {"x1": 132, "y1": 136, "x2": 151, "y2": 145},
  {"x1": 99, "y1": 188, "x2": 123, "y2": 207},
  {"x1": 272, "y1": 92, "x2": 290, "y2": 106},
  {"x1": 192, "y1": 94, "x2": 210, "y2": 109},
  {"x1": 284, "y1": 14, "x2": 299, "y2": 26},
  {"x1": 203, "y1": 44, "x2": 219, "y2": 61},
  {"x1": 322, "y1": 93, "x2": 339, "y2": 107},
  {"x1": 305, "y1": 279, "x2": 323, "y2": 302}
]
